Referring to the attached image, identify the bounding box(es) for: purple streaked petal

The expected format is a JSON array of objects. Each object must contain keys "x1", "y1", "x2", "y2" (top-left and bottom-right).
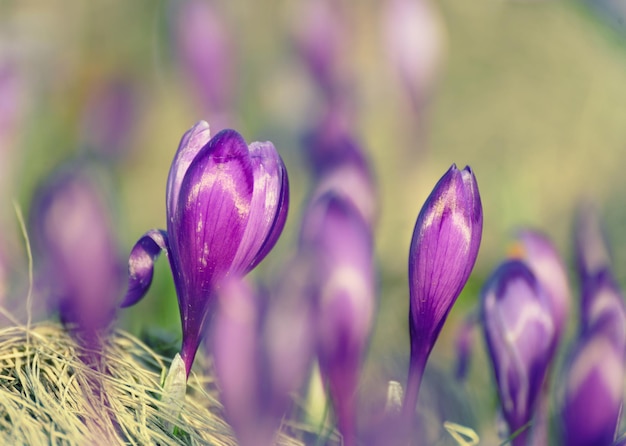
[
  {"x1": 120, "y1": 229, "x2": 169, "y2": 308},
  {"x1": 560, "y1": 331, "x2": 624, "y2": 446},
  {"x1": 248, "y1": 165, "x2": 289, "y2": 271},
  {"x1": 230, "y1": 141, "x2": 289, "y2": 272},
  {"x1": 482, "y1": 260, "x2": 556, "y2": 442},
  {"x1": 515, "y1": 229, "x2": 570, "y2": 342},
  {"x1": 166, "y1": 120, "x2": 211, "y2": 220}
]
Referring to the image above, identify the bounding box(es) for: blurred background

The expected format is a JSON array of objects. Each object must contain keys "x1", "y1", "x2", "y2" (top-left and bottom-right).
[{"x1": 1, "y1": 0, "x2": 626, "y2": 441}]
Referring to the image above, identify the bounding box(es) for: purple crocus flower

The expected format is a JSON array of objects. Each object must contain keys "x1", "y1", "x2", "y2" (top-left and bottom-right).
[
  {"x1": 403, "y1": 164, "x2": 482, "y2": 416},
  {"x1": 212, "y1": 277, "x2": 313, "y2": 446},
  {"x1": 382, "y1": 0, "x2": 445, "y2": 111},
  {"x1": 559, "y1": 324, "x2": 625, "y2": 446},
  {"x1": 482, "y1": 260, "x2": 556, "y2": 446},
  {"x1": 121, "y1": 121, "x2": 289, "y2": 376},
  {"x1": 302, "y1": 106, "x2": 377, "y2": 228},
  {"x1": 300, "y1": 192, "x2": 376, "y2": 446},
  {"x1": 514, "y1": 229, "x2": 570, "y2": 345},
  {"x1": 30, "y1": 166, "x2": 122, "y2": 346},
  {"x1": 293, "y1": 0, "x2": 348, "y2": 98}
]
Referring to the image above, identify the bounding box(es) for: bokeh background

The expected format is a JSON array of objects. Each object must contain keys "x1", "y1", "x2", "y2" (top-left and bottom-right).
[{"x1": 1, "y1": 0, "x2": 626, "y2": 442}]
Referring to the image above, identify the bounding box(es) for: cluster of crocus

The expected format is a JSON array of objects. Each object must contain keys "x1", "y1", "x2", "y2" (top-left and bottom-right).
[
  {"x1": 122, "y1": 121, "x2": 289, "y2": 377},
  {"x1": 558, "y1": 205, "x2": 626, "y2": 446},
  {"x1": 120, "y1": 116, "x2": 486, "y2": 444},
  {"x1": 475, "y1": 205, "x2": 626, "y2": 446}
]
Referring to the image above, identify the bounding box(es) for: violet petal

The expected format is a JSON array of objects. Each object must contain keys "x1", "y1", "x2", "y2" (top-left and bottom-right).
[
  {"x1": 120, "y1": 229, "x2": 169, "y2": 308},
  {"x1": 166, "y1": 120, "x2": 211, "y2": 221},
  {"x1": 560, "y1": 330, "x2": 624, "y2": 446},
  {"x1": 231, "y1": 141, "x2": 289, "y2": 272},
  {"x1": 515, "y1": 229, "x2": 570, "y2": 342}
]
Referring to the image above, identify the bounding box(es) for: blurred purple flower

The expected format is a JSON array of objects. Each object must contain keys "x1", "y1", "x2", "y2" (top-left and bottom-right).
[
  {"x1": 121, "y1": 121, "x2": 289, "y2": 376},
  {"x1": 482, "y1": 260, "x2": 556, "y2": 446},
  {"x1": 513, "y1": 229, "x2": 570, "y2": 344},
  {"x1": 300, "y1": 192, "x2": 376, "y2": 446},
  {"x1": 293, "y1": 0, "x2": 348, "y2": 97},
  {"x1": 454, "y1": 311, "x2": 478, "y2": 382},
  {"x1": 559, "y1": 324, "x2": 625, "y2": 446},
  {"x1": 80, "y1": 77, "x2": 139, "y2": 160},
  {"x1": 30, "y1": 166, "x2": 122, "y2": 346},
  {"x1": 580, "y1": 269, "x2": 626, "y2": 354},
  {"x1": 382, "y1": 0, "x2": 445, "y2": 111},
  {"x1": 303, "y1": 106, "x2": 377, "y2": 227},
  {"x1": 212, "y1": 277, "x2": 313, "y2": 446},
  {"x1": 173, "y1": 0, "x2": 236, "y2": 129},
  {"x1": 403, "y1": 164, "x2": 482, "y2": 416},
  {"x1": 574, "y1": 202, "x2": 612, "y2": 287}
]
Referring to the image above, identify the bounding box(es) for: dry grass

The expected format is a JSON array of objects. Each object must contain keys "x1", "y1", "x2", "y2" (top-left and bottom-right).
[{"x1": 0, "y1": 321, "x2": 307, "y2": 446}]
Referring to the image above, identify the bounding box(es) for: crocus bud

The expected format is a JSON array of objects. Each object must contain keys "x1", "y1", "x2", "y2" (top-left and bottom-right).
[
  {"x1": 481, "y1": 260, "x2": 556, "y2": 446},
  {"x1": 559, "y1": 326, "x2": 625, "y2": 446},
  {"x1": 404, "y1": 164, "x2": 482, "y2": 416},
  {"x1": 30, "y1": 166, "x2": 122, "y2": 346},
  {"x1": 301, "y1": 193, "x2": 376, "y2": 446},
  {"x1": 173, "y1": 0, "x2": 236, "y2": 129},
  {"x1": 513, "y1": 229, "x2": 570, "y2": 344},
  {"x1": 122, "y1": 121, "x2": 289, "y2": 377},
  {"x1": 212, "y1": 277, "x2": 313, "y2": 446}
]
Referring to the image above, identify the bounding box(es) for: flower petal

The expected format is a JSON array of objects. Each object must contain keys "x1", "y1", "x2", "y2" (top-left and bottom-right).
[
  {"x1": 230, "y1": 141, "x2": 289, "y2": 273},
  {"x1": 166, "y1": 120, "x2": 211, "y2": 220},
  {"x1": 560, "y1": 332, "x2": 624, "y2": 446},
  {"x1": 515, "y1": 229, "x2": 570, "y2": 341},
  {"x1": 120, "y1": 229, "x2": 169, "y2": 308}
]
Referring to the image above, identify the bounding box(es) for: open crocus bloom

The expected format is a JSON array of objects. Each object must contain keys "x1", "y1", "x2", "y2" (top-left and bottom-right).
[{"x1": 121, "y1": 121, "x2": 289, "y2": 376}]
